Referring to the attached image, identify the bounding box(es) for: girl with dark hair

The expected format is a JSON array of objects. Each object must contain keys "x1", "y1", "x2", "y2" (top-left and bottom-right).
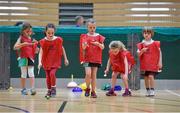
[
  {"x1": 38, "y1": 23, "x2": 69, "y2": 99},
  {"x1": 14, "y1": 22, "x2": 38, "y2": 95}
]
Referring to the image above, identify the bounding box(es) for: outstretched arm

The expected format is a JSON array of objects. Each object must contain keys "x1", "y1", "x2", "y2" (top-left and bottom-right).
[
  {"x1": 158, "y1": 48, "x2": 163, "y2": 69},
  {"x1": 38, "y1": 47, "x2": 43, "y2": 69},
  {"x1": 13, "y1": 38, "x2": 33, "y2": 50},
  {"x1": 62, "y1": 46, "x2": 69, "y2": 66},
  {"x1": 91, "y1": 41, "x2": 104, "y2": 49},
  {"x1": 124, "y1": 56, "x2": 128, "y2": 76},
  {"x1": 104, "y1": 58, "x2": 111, "y2": 74}
]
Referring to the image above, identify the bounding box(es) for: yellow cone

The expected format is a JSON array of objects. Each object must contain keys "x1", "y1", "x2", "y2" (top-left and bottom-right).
[{"x1": 79, "y1": 82, "x2": 87, "y2": 90}]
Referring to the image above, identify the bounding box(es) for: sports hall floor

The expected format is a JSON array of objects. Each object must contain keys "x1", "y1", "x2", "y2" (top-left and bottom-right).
[{"x1": 0, "y1": 88, "x2": 180, "y2": 113}]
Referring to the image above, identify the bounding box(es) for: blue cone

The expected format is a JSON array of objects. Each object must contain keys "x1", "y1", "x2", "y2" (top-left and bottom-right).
[
  {"x1": 72, "y1": 87, "x2": 83, "y2": 92},
  {"x1": 114, "y1": 85, "x2": 122, "y2": 91}
]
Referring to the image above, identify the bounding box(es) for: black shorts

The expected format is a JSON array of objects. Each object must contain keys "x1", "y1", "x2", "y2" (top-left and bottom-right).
[
  {"x1": 140, "y1": 71, "x2": 158, "y2": 76},
  {"x1": 83, "y1": 62, "x2": 101, "y2": 68},
  {"x1": 28, "y1": 58, "x2": 34, "y2": 66}
]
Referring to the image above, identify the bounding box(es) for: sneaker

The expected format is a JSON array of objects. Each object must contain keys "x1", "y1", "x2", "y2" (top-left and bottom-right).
[
  {"x1": 91, "y1": 91, "x2": 97, "y2": 98},
  {"x1": 145, "y1": 90, "x2": 151, "y2": 97},
  {"x1": 45, "y1": 89, "x2": 51, "y2": 98},
  {"x1": 30, "y1": 88, "x2": 36, "y2": 95},
  {"x1": 51, "y1": 87, "x2": 56, "y2": 97},
  {"x1": 21, "y1": 88, "x2": 28, "y2": 95},
  {"x1": 122, "y1": 89, "x2": 132, "y2": 96},
  {"x1": 106, "y1": 89, "x2": 117, "y2": 96},
  {"x1": 149, "y1": 90, "x2": 155, "y2": 97},
  {"x1": 85, "y1": 88, "x2": 90, "y2": 97}
]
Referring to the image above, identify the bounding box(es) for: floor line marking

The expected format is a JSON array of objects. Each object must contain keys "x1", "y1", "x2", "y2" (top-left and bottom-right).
[{"x1": 165, "y1": 90, "x2": 180, "y2": 97}]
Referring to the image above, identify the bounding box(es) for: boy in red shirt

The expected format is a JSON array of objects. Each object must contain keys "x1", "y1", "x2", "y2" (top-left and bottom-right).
[
  {"x1": 80, "y1": 19, "x2": 105, "y2": 98},
  {"x1": 137, "y1": 28, "x2": 162, "y2": 97},
  {"x1": 38, "y1": 23, "x2": 69, "y2": 98},
  {"x1": 14, "y1": 23, "x2": 38, "y2": 95},
  {"x1": 105, "y1": 41, "x2": 133, "y2": 96}
]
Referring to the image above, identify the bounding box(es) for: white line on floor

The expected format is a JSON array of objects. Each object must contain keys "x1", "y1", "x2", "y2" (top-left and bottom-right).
[{"x1": 165, "y1": 90, "x2": 180, "y2": 97}]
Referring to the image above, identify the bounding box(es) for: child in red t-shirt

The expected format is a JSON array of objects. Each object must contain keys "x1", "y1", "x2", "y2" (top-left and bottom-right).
[
  {"x1": 104, "y1": 41, "x2": 133, "y2": 96},
  {"x1": 137, "y1": 28, "x2": 162, "y2": 97},
  {"x1": 14, "y1": 23, "x2": 38, "y2": 95},
  {"x1": 38, "y1": 23, "x2": 69, "y2": 98},
  {"x1": 79, "y1": 19, "x2": 105, "y2": 98}
]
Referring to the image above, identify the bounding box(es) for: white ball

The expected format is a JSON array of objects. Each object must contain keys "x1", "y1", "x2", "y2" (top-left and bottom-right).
[{"x1": 104, "y1": 74, "x2": 107, "y2": 77}]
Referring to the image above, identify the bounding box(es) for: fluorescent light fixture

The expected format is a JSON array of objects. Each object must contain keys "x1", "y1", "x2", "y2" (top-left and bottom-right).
[
  {"x1": 0, "y1": 1, "x2": 8, "y2": 3},
  {"x1": 11, "y1": 19, "x2": 25, "y2": 21},
  {"x1": 126, "y1": 14, "x2": 148, "y2": 17},
  {"x1": 128, "y1": 2, "x2": 173, "y2": 5},
  {"x1": 131, "y1": 8, "x2": 169, "y2": 11},
  {"x1": 150, "y1": 2, "x2": 173, "y2": 5},
  {"x1": 0, "y1": 13, "x2": 8, "y2": 15},
  {"x1": 128, "y1": 20, "x2": 172, "y2": 23},
  {"x1": 10, "y1": 1, "x2": 30, "y2": 3},
  {"x1": 0, "y1": 7, "x2": 29, "y2": 10},
  {"x1": 126, "y1": 14, "x2": 171, "y2": 17},
  {"x1": 11, "y1": 13, "x2": 29, "y2": 16},
  {"x1": 0, "y1": 19, "x2": 8, "y2": 21},
  {"x1": 150, "y1": 14, "x2": 171, "y2": 17},
  {"x1": 128, "y1": 2, "x2": 148, "y2": 5}
]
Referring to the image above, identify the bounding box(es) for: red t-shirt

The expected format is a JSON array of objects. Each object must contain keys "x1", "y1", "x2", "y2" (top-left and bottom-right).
[
  {"x1": 20, "y1": 35, "x2": 37, "y2": 59},
  {"x1": 109, "y1": 50, "x2": 135, "y2": 74},
  {"x1": 79, "y1": 34, "x2": 105, "y2": 64},
  {"x1": 109, "y1": 50, "x2": 126, "y2": 74},
  {"x1": 137, "y1": 41, "x2": 160, "y2": 72},
  {"x1": 39, "y1": 37, "x2": 63, "y2": 70}
]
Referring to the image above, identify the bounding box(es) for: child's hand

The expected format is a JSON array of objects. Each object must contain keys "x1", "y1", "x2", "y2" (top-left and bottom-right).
[
  {"x1": 38, "y1": 63, "x2": 42, "y2": 70},
  {"x1": 82, "y1": 42, "x2": 88, "y2": 49},
  {"x1": 91, "y1": 41, "x2": 100, "y2": 46},
  {"x1": 104, "y1": 68, "x2": 109, "y2": 77},
  {"x1": 158, "y1": 63, "x2": 163, "y2": 69},
  {"x1": 104, "y1": 68, "x2": 109, "y2": 75},
  {"x1": 38, "y1": 63, "x2": 42, "y2": 75},
  {"x1": 23, "y1": 42, "x2": 33, "y2": 46},
  {"x1": 35, "y1": 47, "x2": 39, "y2": 54},
  {"x1": 64, "y1": 59, "x2": 69, "y2": 66},
  {"x1": 32, "y1": 39, "x2": 38, "y2": 43},
  {"x1": 141, "y1": 47, "x2": 148, "y2": 53}
]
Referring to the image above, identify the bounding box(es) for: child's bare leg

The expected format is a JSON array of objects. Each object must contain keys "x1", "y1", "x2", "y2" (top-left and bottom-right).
[
  {"x1": 121, "y1": 74, "x2": 129, "y2": 89},
  {"x1": 20, "y1": 66, "x2": 27, "y2": 89},
  {"x1": 121, "y1": 73, "x2": 131, "y2": 96},
  {"x1": 106, "y1": 72, "x2": 119, "y2": 96},
  {"x1": 144, "y1": 76, "x2": 149, "y2": 89},
  {"x1": 149, "y1": 75, "x2": 155, "y2": 88},
  {"x1": 29, "y1": 77, "x2": 35, "y2": 88},
  {"x1": 29, "y1": 77, "x2": 36, "y2": 95},
  {"x1": 20, "y1": 66, "x2": 28, "y2": 95},
  {"x1": 85, "y1": 67, "x2": 91, "y2": 88},
  {"x1": 91, "y1": 67, "x2": 98, "y2": 92},
  {"x1": 144, "y1": 75, "x2": 152, "y2": 96},
  {"x1": 20, "y1": 78, "x2": 28, "y2": 95},
  {"x1": 84, "y1": 67, "x2": 91, "y2": 97},
  {"x1": 90, "y1": 67, "x2": 98, "y2": 98},
  {"x1": 149, "y1": 74, "x2": 155, "y2": 96},
  {"x1": 21, "y1": 78, "x2": 26, "y2": 88},
  {"x1": 28, "y1": 66, "x2": 35, "y2": 89}
]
